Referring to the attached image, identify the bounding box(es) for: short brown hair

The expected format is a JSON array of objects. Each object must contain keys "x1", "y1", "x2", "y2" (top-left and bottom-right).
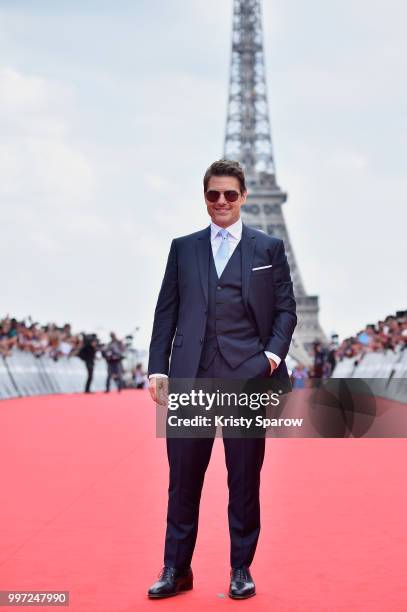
[{"x1": 203, "y1": 159, "x2": 246, "y2": 194}]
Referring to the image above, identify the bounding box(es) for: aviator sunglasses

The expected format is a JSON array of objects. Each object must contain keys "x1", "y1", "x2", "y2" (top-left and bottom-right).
[{"x1": 205, "y1": 189, "x2": 240, "y2": 203}]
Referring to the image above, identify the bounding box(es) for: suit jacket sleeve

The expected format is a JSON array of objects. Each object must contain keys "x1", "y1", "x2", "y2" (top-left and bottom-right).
[
  {"x1": 148, "y1": 239, "x2": 179, "y2": 376},
  {"x1": 264, "y1": 239, "x2": 297, "y2": 361}
]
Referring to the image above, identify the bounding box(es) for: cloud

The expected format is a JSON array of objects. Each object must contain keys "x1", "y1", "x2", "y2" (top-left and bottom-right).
[{"x1": 0, "y1": 67, "x2": 98, "y2": 237}]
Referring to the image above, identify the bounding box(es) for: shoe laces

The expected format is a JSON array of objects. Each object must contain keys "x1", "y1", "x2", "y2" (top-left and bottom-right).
[
  {"x1": 233, "y1": 567, "x2": 248, "y2": 581},
  {"x1": 158, "y1": 566, "x2": 176, "y2": 580}
]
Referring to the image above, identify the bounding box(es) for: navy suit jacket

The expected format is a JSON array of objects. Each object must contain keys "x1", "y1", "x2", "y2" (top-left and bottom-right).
[{"x1": 148, "y1": 223, "x2": 297, "y2": 385}]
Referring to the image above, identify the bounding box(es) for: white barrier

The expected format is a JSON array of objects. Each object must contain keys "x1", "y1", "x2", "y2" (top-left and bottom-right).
[
  {"x1": 4, "y1": 347, "x2": 405, "y2": 402},
  {"x1": 0, "y1": 351, "x2": 109, "y2": 399},
  {"x1": 332, "y1": 347, "x2": 407, "y2": 403},
  {"x1": 92, "y1": 359, "x2": 109, "y2": 392},
  {"x1": 0, "y1": 357, "x2": 19, "y2": 399},
  {"x1": 5, "y1": 351, "x2": 52, "y2": 397},
  {"x1": 40, "y1": 355, "x2": 85, "y2": 394},
  {"x1": 330, "y1": 357, "x2": 358, "y2": 378}
]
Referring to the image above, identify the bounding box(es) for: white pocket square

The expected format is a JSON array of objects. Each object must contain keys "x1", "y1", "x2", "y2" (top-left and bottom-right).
[{"x1": 252, "y1": 264, "x2": 273, "y2": 271}]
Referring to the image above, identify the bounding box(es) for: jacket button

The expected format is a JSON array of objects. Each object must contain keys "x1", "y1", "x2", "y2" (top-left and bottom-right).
[
  {"x1": 200, "y1": 337, "x2": 203, "y2": 344},
  {"x1": 217, "y1": 286, "x2": 222, "y2": 290},
  {"x1": 204, "y1": 308, "x2": 208, "y2": 314}
]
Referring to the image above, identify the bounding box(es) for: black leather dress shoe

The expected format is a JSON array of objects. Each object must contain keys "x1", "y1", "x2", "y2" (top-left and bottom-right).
[
  {"x1": 147, "y1": 566, "x2": 193, "y2": 599},
  {"x1": 229, "y1": 567, "x2": 256, "y2": 599}
]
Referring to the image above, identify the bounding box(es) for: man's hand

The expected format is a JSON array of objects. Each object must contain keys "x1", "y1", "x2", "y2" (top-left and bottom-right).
[
  {"x1": 148, "y1": 376, "x2": 169, "y2": 407},
  {"x1": 268, "y1": 357, "x2": 278, "y2": 375}
]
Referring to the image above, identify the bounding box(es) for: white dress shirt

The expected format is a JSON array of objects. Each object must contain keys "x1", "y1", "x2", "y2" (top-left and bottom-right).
[
  {"x1": 211, "y1": 218, "x2": 242, "y2": 259},
  {"x1": 150, "y1": 218, "x2": 281, "y2": 378}
]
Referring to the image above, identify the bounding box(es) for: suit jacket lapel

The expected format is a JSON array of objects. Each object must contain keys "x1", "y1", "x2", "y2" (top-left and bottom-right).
[
  {"x1": 196, "y1": 226, "x2": 211, "y2": 306},
  {"x1": 241, "y1": 223, "x2": 257, "y2": 308}
]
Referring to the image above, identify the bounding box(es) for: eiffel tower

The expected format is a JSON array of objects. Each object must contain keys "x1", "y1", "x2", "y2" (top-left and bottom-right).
[{"x1": 224, "y1": 0, "x2": 325, "y2": 364}]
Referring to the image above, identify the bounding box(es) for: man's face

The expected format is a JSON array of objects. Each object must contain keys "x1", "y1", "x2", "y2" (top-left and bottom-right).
[{"x1": 204, "y1": 175, "x2": 247, "y2": 228}]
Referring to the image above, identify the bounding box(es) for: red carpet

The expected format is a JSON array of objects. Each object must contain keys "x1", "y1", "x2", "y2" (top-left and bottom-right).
[{"x1": 1, "y1": 390, "x2": 407, "y2": 611}]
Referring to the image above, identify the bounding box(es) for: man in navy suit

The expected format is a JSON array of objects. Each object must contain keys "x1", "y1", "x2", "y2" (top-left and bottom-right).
[{"x1": 147, "y1": 160, "x2": 296, "y2": 599}]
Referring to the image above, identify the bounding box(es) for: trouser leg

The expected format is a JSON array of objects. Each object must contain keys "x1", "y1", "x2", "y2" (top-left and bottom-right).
[
  {"x1": 85, "y1": 362, "x2": 93, "y2": 393},
  {"x1": 116, "y1": 363, "x2": 124, "y2": 391},
  {"x1": 108, "y1": 363, "x2": 123, "y2": 391},
  {"x1": 211, "y1": 350, "x2": 267, "y2": 569},
  {"x1": 164, "y1": 436, "x2": 215, "y2": 570},
  {"x1": 223, "y1": 435, "x2": 265, "y2": 569},
  {"x1": 106, "y1": 364, "x2": 112, "y2": 392}
]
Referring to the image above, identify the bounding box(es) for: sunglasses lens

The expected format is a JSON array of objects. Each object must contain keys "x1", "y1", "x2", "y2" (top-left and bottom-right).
[
  {"x1": 205, "y1": 190, "x2": 240, "y2": 203},
  {"x1": 206, "y1": 190, "x2": 221, "y2": 203},
  {"x1": 224, "y1": 191, "x2": 239, "y2": 202}
]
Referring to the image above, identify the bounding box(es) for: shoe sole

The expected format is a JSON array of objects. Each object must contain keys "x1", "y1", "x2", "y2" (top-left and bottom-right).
[
  {"x1": 148, "y1": 584, "x2": 193, "y2": 599},
  {"x1": 228, "y1": 591, "x2": 256, "y2": 600}
]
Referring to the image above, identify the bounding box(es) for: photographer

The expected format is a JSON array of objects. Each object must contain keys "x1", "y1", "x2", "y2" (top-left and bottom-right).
[
  {"x1": 102, "y1": 332, "x2": 125, "y2": 393},
  {"x1": 77, "y1": 333, "x2": 99, "y2": 394}
]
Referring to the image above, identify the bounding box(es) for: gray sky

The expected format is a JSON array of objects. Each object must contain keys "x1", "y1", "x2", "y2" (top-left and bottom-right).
[{"x1": 2, "y1": 0, "x2": 406, "y2": 348}]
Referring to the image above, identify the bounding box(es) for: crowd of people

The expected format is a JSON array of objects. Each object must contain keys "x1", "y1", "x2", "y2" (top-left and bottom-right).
[
  {"x1": 334, "y1": 310, "x2": 406, "y2": 360},
  {"x1": 0, "y1": 315, "x2": 80, "y2": 359},
  {"x1": 2, "y1": 310, "x2": 405, "y2": 391},
  {"x1": 0, "y1": 315, "x2": 147, "y2": 392},
  {"x1": 292, "y1": 310, "x2": 406, "y2": 386}
]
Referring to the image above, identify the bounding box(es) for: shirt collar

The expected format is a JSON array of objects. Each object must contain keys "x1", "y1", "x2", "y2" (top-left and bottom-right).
[{"x1": 210, "y1": 217, "x2": 242, "y2": 241}]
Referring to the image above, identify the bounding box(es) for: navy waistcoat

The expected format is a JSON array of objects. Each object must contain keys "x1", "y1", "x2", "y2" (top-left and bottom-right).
[{"x1": 199, "y1": 241, "x2": 264, "y2": 370}]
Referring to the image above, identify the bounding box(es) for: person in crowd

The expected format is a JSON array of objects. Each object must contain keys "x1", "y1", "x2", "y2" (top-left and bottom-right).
[
  {"x1": 0, "y1": 322, "x2": 13, "y2": 357},
  {"x1": 292, "y1": 363, "x2": 308, "y2": 388},
  {"x1": 313, "y1": 341, "x2": 326, "y2": 378},
  {"x1": 77, "y1": 334, "x2": 99, "y2": 394},
  {"x1": 326, "y1": 342, "x2": 337, "y2": 376},
  {"x1": 103, "y1": 332, "x2": 125, "y2": 393},
  {"x1": 133, "y1": 363, "x2": 146, "y2": 389}
]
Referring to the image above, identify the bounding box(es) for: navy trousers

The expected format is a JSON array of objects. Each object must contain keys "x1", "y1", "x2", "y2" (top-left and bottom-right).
[{"x1": 164, "y1": 349, "x2": 268, "y2": 570}]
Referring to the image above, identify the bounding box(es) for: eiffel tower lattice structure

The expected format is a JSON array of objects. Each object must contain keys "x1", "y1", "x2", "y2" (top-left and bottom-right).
[{"x1": 223, "y1": 0, "x2": 326, "y2": 364}]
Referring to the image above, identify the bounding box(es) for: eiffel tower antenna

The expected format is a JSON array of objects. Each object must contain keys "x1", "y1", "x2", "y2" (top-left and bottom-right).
[{"x1": 224, "y1": 0, "x2": 326, "y2": 362}]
